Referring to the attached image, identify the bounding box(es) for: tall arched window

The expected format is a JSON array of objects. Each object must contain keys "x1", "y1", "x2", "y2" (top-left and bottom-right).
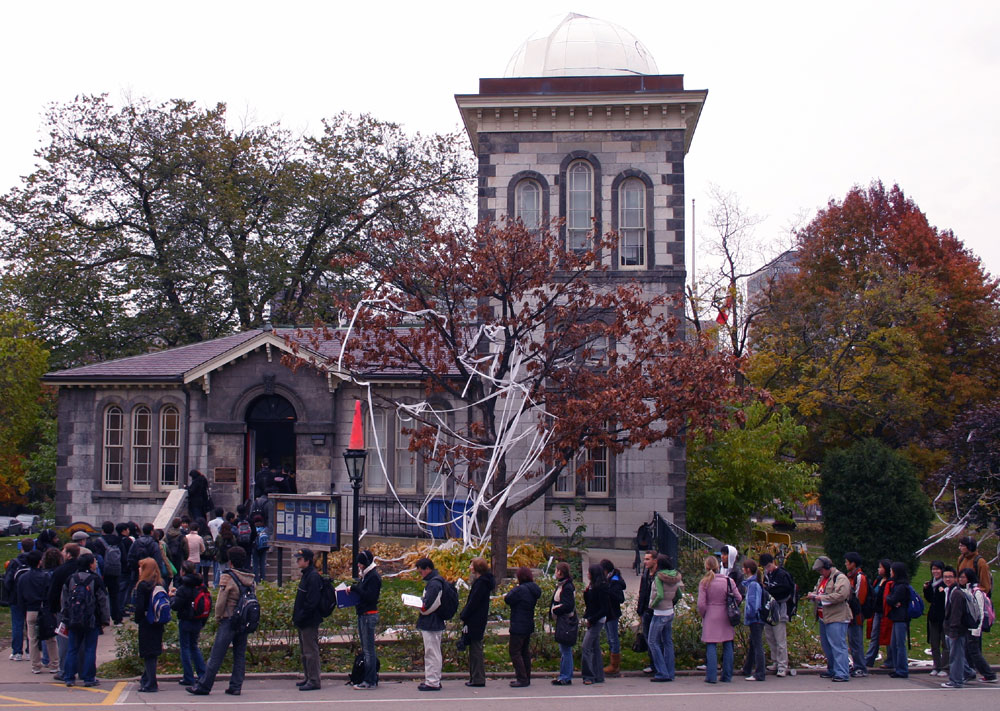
[
  {"x1": 132, "y1": 406, "x2": 152, "y2": 490},
  {"x1": 619, "y1": 178, "x2": 646, "y2": 268},
  {"x1": 160, "y1": 406, "x2": 180, "y2": 488},
  {"x1": 567, "y1": 161, "x2": 594, "y2": 253},
  {"x1": 395, "y1": 414, "x2": 416, "y2": 493},
  {"x1": 366, "y1": 408, "x2": 388, "y2": 494},
  {"x1": 515, "y1": 179, "x2": 542, "y2": 230},
  {"x1": 104, "y1": 406, "x2": 124, "y2": 490}
]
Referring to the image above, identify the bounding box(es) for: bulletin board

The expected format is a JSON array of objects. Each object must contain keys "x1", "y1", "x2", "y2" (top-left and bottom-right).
[{"x1": 270, "y1": 494, "x2": 341, "y2": 551}]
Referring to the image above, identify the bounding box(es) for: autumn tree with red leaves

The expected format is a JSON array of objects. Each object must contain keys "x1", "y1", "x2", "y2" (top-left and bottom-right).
[
  {"x1": 750, "y1": 182, "x2": 1000, "y2": 462},
  {"x1": 303, "y1": 220, "x2": 744, "y2": 578}
]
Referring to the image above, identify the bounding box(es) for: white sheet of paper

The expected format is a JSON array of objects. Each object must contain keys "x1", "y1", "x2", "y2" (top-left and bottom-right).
[
  {"x1": 401, "y1": 593, "x2": 423, "y2": 608},
  {"x1": 336, "y1": 582, "x2": 350, "y2": 592}
]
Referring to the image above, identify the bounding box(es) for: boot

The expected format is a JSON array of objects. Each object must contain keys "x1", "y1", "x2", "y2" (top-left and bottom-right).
[{"x1": 604, "y1": 652, "x2": 621, "y2": 677}]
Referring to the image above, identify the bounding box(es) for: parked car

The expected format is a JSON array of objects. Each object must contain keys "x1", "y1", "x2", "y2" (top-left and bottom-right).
[
  {"x1": 15, "y1": 514, "x2": 41, "y2": 534},
  {"x1": 0, "y1": 517, "x2": 24, "y2": 537}
]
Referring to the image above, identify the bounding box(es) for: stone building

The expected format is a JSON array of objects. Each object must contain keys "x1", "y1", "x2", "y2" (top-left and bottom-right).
[{"x1": 44, "y1": 13, "x2": 707, "y2": 546}]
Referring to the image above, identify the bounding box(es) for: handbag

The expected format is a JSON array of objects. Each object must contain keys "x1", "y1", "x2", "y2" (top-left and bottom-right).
[
  {"x1": 554, "y1": 612, "x2": 580, "y2": 646},
  {"x1": 38, "y1": 603, "x2": 58, "y2": 641},
  {"x1": 725, "y1": 577, "x2": 741, "y2": 626},
  {"x1": 631, "y1": 629, "x2": 649, "y2": 653}
]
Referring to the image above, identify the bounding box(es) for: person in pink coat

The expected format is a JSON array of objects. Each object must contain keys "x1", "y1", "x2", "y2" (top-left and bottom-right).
[{"x1": 697, "y1": 556, "x2": 742, "y2": 683}]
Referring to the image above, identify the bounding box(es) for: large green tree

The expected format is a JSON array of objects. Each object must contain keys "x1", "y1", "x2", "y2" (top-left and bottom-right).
[
  {"x1": 821, "y1": 438, "x2": 932, "y2": 577},
  {"x1": 0, "y1": 96, "x2": 473, "y2": 367},
  {"x1": 749, "y1": 182, "x2": 1000, "y2": 459},
  {"x1": 0, "y1": 314, "x2": 49, "y2": 504},
  {"x1": 687, "y1": 402, "x2": 816, "y2": 542}
]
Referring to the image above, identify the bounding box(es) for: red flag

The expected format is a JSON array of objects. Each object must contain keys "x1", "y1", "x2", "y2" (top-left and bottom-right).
[{"x1": 715, "y1": 294, "x2": 734, "y2": 325}]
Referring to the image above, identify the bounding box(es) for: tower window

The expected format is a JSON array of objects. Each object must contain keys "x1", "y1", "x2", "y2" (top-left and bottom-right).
[
  {"x1": 619, "y1": 178, "x2": 646, "y2": 268},
  {"x1": 567, "y1": 161, "x2": 594, "y2": 253},
  {"x1": 515, "y1": 179, "x2": 542, "y2": 230}
]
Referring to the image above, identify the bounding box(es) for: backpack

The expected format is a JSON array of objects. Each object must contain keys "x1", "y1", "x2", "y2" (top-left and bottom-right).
[
  {"x1": 103, "y1": 544, "x2": 123, "y2": 577},
  {"x1": 960, "y1": 589, "x2": 981, "y2": 629},
  {"x1": 437, "y1": 579, "x2": 460, "y2": 620},
  {"x1": 847, "y1": 574, "x2": 862, "y2": 619},
  {"x1": 236, "y1": 521, "x2": 253, "y2": 547},
  {"x1": 759, "y1": 584, "x2": 779, "y2": 626},
  {"x1": 907, "y1": 584, "x2": 924, "y2": 619},
  {"x1": 348, "y1": 652, "x2": 380, "y2": 686},
  {"x1": 254, "y1": 527, "x2": 269, "y2": 551},
  {"x1": 166, "y1": 532, "x2": 185, "y2": 561},
  {"x1": 66, "y1": 572, "x2": 97, "y2": 630},
  {"x1": 203, "y1": 535, "x2": 217, "y2": 562},
  {"x1": 861, "y1": 578, "x2": 881, "y2": 619},
  {"x1": 973, "y1": 556, "x2": 994, "y2": 600},
  {"x1": 981, "y1": 590, "x2": 996, "y2": 632},
  {"x1": 146, "y1": 584, "x2": 172, "y2": 625},
  {"x1": 319, "y1": 575, "x2": 337, "y2": 618},
  {"x1": 226, "y1": 571, "x2": 260, "y2": 634},
  {"x1": 192, "y1": 584, "x2": 212, "y2": 621}
]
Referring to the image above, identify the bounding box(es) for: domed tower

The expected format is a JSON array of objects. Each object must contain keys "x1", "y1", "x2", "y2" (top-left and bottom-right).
[{"x1": 455, "y1": 13, "x2": 706, "y2": 535}]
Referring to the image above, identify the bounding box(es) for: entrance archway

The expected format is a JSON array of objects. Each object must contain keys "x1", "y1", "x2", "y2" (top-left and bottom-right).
[{"x1": 245, "y1": 394, "x2": 297, "y2": 502}]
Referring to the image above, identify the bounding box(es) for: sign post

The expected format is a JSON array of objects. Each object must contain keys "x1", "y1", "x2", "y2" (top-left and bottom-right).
[{"x1": 270, "y1": 493, "x2": 341, "y2": 585}]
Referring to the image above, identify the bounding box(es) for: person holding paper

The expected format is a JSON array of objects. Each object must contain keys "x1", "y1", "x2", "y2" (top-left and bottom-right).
[
  {"x1": 415, "y1": 557, "x2": 446, "y2": 691},
  {"x1": 292, "y1": 549, "x2": 323, "y2": 691},
  {"x1": 350, "y1": 550, "x2": 381, "y2": 690}
]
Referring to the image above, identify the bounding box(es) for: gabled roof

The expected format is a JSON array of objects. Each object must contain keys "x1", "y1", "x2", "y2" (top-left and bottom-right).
[{"x1": 42, "y1": 326, "x2": 459, "y2": 385}]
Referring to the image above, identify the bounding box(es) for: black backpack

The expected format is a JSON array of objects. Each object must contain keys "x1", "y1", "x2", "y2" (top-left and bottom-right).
[
  {"x1": 348, "y1": 652, "x2": 380, "y2": 685},
  {"x1": 437, "y1": 579, "x2": 460, "y2": 620},
  {"x1": 235, "y1": 521, "x2": 253, "y2": 547},
  {"x1": 226, "y1": 571, "x2": 260, "y2": 634},
  {"x1": 861, "y1": 578, "x2": 881, "y2": 619},
  {"x1": 66, "y1": 572, "x2": 97, "y2": 630},
  {"x1": 319, "y1": 575, "x2": 337, "y2": 618}
]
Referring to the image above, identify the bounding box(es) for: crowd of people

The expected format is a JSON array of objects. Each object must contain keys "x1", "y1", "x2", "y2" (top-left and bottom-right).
[{"x1": 3, "y1": 509, "x2": 995, "y2": 694}]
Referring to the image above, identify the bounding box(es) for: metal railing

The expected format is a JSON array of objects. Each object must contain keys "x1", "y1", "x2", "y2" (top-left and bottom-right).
[
  {"x1": 359, "y1": 494, "x2": 470, "y2": 539},
  {"x1": 656, "y1": 512, "x2": 713, "y2": 552}
]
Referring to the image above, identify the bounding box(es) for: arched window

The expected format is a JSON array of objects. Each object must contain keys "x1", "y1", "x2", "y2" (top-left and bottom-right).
[
  {"x1": 160, "y1": 406, "x2": 180, "y2": 488},
  {"x1": 618, "y1": 178, "x2": 646, "y2": 268},
  {"x1": 395, "y1": 413, "x2": 417, "y2": 493},
  {"x1": 566, "y1": 161, "x2": 594, "y2": 253},
  {"x1": 366, "y1": 408, "x2": 388, "y2": 494},
  {"x1": 515, "y1": 179, "x2": 542, "y2": 230},
  {"x1": 132, "y1": 406, "x2": 152, "y2": 490},
  {"x1": 103, "y1": 406, "x2": 124, "y2": 490}
]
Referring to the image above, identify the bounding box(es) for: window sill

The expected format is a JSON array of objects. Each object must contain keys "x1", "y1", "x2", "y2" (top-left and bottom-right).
[{"x1": 94, "y1": 491, "x2": 170, "y2": 501}]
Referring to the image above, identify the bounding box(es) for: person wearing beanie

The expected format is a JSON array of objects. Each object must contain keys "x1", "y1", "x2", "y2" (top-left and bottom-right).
[
  {"x1": 350, "y1": 550, "x2": 382, "y2": 689},
  {"x1": 292, "y1": 549, "x2": 322, "y2": 691},
  {"x1": 806, "y1": 556, "x2": 851, "y2": 682},
  {"x1": 760, "y1": 553, "x2": 794, "y2": 677}
]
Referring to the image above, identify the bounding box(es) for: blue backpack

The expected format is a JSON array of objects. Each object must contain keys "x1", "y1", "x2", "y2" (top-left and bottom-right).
[
  {"x1": 907, "y1": 584, "x2": 924, "y2": 619},
  {"x1": 146, "y1": 585, "x2": 172, "y2": 625}
]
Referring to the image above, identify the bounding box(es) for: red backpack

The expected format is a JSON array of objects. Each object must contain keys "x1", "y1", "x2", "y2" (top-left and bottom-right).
[{"x1": 192, "y1": 585, "x2": 212, "y2": 620}]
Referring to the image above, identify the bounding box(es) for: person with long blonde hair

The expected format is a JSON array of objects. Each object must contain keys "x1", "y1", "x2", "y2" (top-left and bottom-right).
[
  {"x1": 134, "y1": 558, "x2": 165, "y2": 692},
  {"x1": 698, "y1": 555, "x2": 741, "y2": 683}
]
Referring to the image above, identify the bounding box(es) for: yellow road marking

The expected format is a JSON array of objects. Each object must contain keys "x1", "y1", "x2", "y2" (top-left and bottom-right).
[
  {"x1": 49, "y1": 684, "x2": 105, "y2": 694},
  {"x1": 100, "y1": 681, "x2": 127, "y2": 705},
  {"x1": 0, "y1": 696, "x2": 44, "y2": 706}
]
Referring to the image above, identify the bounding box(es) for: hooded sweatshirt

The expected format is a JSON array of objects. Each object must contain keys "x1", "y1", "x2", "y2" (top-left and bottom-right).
[
  {"x1": 649, "y1": 569, "x2": 683, "y2": 616},
  {"x1": 720, "y1": 544, "x2": 741, "y2": 586}
]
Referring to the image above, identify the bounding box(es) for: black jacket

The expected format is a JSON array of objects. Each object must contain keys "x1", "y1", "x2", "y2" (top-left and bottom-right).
[
  {"x1": 134, "y1": 580, "x2": 164, "y2": 658},
  {"x1": 48, "y1": 560, "x2": 76, "y2": 617},
  {"x1": 607, "y1": 569, "x2": 626, "y2": 620},
  {"x1": 92, "y1": 534, "x2": 122, "y2": 576},
  {"x1": 583, "y1": 582, "x2": 611, "y2": 625},
  {"x1": 417, "y1": 571, "x2": 447, "y2": 632},
  {"x1": 505, "y1": 580, "x2": 541, "y2": 636},
  {"x1": 293, "y1": 565, "x2": 323, "y2": 629},
  {"x1": 763, "y1": 565, "x2": 796, "y2": 616},
  {"x1": 923, "y1": 578, "x2": 947, "y2": 624},
  {"x1": 637, "y1": 566, "x2": 653, "y2": 615},
  {"x1": 16, "y1": 567, "x2": 50, "y2": 611},
  {"x1": 550, "y1": 578, "x2": 576, "y2": 617},
  {"x1": 4, "y1": 552, "x2": 30, "y2": 591},
  {"x1": 170, "y1": 572, "x2": 205, "y2": 622},
  {"x1": 351, "y1": 566, "x2": 382, "y2": 616},
  {"x1": 886, "y1": 580, "x2": 910, "y2": 623},
  {"x1": 944, "y1": 584, "x2": 969, "y2": 638},
  {"x1": 127, "y1": 535, "x2": 164, "y2": 580},
  {"x1": 460, "y1": 572, "x2": 495, "y2": 641}
]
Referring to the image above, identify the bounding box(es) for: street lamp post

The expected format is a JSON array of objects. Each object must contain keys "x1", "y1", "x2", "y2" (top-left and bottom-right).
[{"x1": 343, "y1": 400, "x2": 367, "y2": 578}]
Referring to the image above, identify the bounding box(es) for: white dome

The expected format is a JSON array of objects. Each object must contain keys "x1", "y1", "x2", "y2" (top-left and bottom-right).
[{"x1": 504, "y1": 13, "x2": 659, "y2": 78}]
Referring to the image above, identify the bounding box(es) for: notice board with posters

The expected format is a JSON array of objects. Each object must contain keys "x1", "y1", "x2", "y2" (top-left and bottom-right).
[{"x1": 271, "y1": 494, "x2": 341, "y2": 551}]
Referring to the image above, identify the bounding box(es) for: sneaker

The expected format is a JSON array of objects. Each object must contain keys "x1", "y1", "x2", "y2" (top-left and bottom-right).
[
  {"x1": 832, "y1": 677, "x2": 849, "y2": 683},
  {"x1": 819, "y1": 672, "x2": 834, "y2": 679},
  {"x1": 697, "y1": 664, "x2": 707, "y2": 671},
  {"x1": 31, "y1": 669, "x2": 43, "y2": 674},
  {"x1": 642, "y1": 666, "x2": 653, "y2": 674},
  {"x1": 776, "y1": 671, "x2": 787, "y2": 678},
  {"x1": 744, "y1": 676, "x2": 760, "y2": 682},
  {"x1": 11, "y1": 654, "x2": 23, "y2": 662},
  {"x1": 84, "y1": 680, "x2": 100, "y2": 688},
  {"x1": 941, "y1": 681, "x2": 962, "y2": 688},
  {"x1": 851, "y1": 669, "x2": 868, "y2": 678},
  {"x1": 981, "y1": 677, "x2": 998, "y2": 684},
  {"x1": 767, "y1": 664, "x2": 777, "y2": 672},
  {"x1": 417, "y1": 683, "x2": 441, "y2": 692},
  {"x1": 353, "y1": 682, "x2": 375, "y2": 689}
]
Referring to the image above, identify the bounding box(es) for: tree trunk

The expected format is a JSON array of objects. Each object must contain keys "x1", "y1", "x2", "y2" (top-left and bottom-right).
[{"x1": 489, "y1": 507, "x2": 511, "y2": 581}]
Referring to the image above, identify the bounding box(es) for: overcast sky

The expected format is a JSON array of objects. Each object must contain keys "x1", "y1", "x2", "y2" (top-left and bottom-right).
[{"x1": 3, "y1": 1, "x2": 998, "y2": 280}]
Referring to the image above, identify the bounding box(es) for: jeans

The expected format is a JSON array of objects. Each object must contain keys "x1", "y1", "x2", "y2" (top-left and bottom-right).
[
  {"x1": 140, "y1": 656, "x2": 158, "y2": 690},
  {"x1": 509, "y1": 633, "x2": 532, "y2": 683},
  {"x1": 558, "y1": 642, "x2": 574, "y2": 682},
  {"x1": 947, "y1": 634, "x2": 967, "y2": 686},
  {"x1": 742, "y1": 622, "x2": 765, "y2": 680},
  {"x1": 196, "y1": 621, "x2": 247, "y2": 692},
  {"x1": 358, "y1": 613, "x2": 379, "y2": 685},
  {"x1": 63, "y1": 626, "x2": 99, "y2": 684},
  {"x1": 178, "y1": 619, "x2": 206, "y2": 683},
  {"x1": 10, "y1": 604, "x2": 25, "y2": 654},
  {"x1": 648, "y1": 613, "x2": 675, "y2": 680},
  {"x1": 819, "y1": 620, "x2": 850, "y2": 680},
  {"x1": 865, "y1": 614, "x2": 881, "y2": 666},
  {"x1": 581, "y1": 619, "x2": 605, "y2": 682},
  {"x1": 213, "y1": 561, "x2": 221, "y2": 587},
  {"x1": 889, "y1": 621, "x2": 908, "y2": 676},
  {"x1": 604, "y1": 616, "x2": 620, "y2": 654},
  {"x1": 928, "y1": 618, "x2": 949, "y2": 672},
  {"x1": 252, "y1": 548, "x2": 267, "y2": 583},
  {"x1": 705, "y1": 640, "x2": 734, "y2": 682},
  {"x1": 118, "y1": 577, "x2": 131, "y2": 618},
  {"x1": 848, "y1": 622, "x2": 867, "y2": 674}
]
